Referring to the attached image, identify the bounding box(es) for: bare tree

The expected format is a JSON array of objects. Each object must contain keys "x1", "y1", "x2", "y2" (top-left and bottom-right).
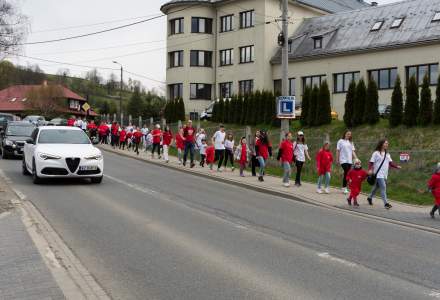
[
  {"x1": 25, "y1": 84, "x2": 64, "y2": 117},
  {"x1": 0, "y1": 0, "x2": 28, "y2": 58}
]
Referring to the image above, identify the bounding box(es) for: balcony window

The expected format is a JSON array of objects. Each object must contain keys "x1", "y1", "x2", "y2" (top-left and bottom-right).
[
  {"x1": 169, "y1": 51, "x2": 183, "y2": 68},
  {"x1": 240, "y1": 10, "x2": 255, "y2": 29},
  {"x1": 170, "y1": 18, "x2": 184, "y2": 35},
  {"x1": 239, "y1": 45, "x2": 254, "y2": 63},
  {"x1": 220, "y1": 49, "x2": 233, "y2": 66},
  {"x1": 191, "y1": 17, "x2": 213, "y2": 34},
  {"x1": 190, "y1": 50, "x2": 212, "y2": 67},
  {"x1": 220, "y1": 15, "x2": 233, "y2": 32},
  {"x1": 190, "y1": 83, "x2": 212, "y2": 100},
  {"x1": 169, "y1": 83, "x2": 183, "y2": 100}
]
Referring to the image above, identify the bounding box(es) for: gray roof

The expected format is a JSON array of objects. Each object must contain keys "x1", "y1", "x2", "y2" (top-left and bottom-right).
[
  {"x1": 272, "y1": 0, "x2": 440, "y2": 63},
  {"x1": 161, "y1": 0, "x2": 368, "y2": 14}
]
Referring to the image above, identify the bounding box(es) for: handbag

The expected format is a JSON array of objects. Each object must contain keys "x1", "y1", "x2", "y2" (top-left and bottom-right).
[{"x1": 367, "y1": 151, "x2": 387, "y2": 186}]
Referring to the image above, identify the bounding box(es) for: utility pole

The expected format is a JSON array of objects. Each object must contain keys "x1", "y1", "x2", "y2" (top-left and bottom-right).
[
  {"x1": 113, "y1": 61, "x2": 123, "y2": 125},
  {"x1": 281, "y1": 0, "x2": 290, "y2": 140}
]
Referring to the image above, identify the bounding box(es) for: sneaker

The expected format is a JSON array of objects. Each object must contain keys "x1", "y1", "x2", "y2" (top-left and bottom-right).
[
  {"x1": 190, "y1": 163, "x2": 195, "y2": 168},
  {"x1": 159, "y1": 156, "x2": 162, "y2": 159},
  {"x1": 295, "y1": 183, "x2": 301, "y2": 187},
  {"x1": 217, "y1": 168, "x2": 222, "y2": 172},
  {"x1": 258, "y1": 176, "x2": 264, "y2": 182},
  {"x1": 384, "y1": 203, "x2": 392, "y2": 209},
  {"x1": 343, "y1": 188, "x2": 349, "y2": 195},
  {"x1": 430, "y1": 211, "x2": 435, "y2": 219},
  {"x1": 283, "y1": 183, "x2": 290, "y2": 187},
  {"x1": 178, "y1": 161, "x2": 182, "y2": 165},
  {"x1": 231, "y1": 167, "x2": 235, "y2": 172},
  {"x1": 166, "y1": 160, "x2": 169, "y2": 164},
  {"x1": 183, "y1": 162, "x2": 186, "y2": 167},
  {"x1": 317, "y1": 188, "x2": 323, "y2": 194},
  {"x1": 325, "y1": 188, "x2": 330, "y2": 194},
  {"x1": 367, "y1": 198, "x2": 373, "y2": 205},
  {"x1": 240, "y1": 173, "x2": 245, "y2": 177},
  {"x1": 353, "y1": 200, "x2": 359, "y2": 207},
  {"x1": 347, "y1": 198, "x2": 352, "y2": 206}
]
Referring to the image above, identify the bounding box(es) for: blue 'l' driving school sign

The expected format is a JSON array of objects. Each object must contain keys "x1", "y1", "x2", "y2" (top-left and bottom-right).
[{"x1": 277, "y1": 96, "x2": 296, "y2": 119}]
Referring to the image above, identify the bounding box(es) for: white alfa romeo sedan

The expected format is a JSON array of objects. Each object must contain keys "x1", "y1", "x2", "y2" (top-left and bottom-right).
[{"x1": 23, "y1": 126, "x2": 104, "y2": 184}]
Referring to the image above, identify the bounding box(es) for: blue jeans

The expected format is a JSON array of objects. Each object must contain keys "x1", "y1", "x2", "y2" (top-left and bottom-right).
[
  {"x1": 183, "y1": 142, "x2": 194, "y2": 164},
  {"x1": 282, "y1": 162, "x2": 291, "y2": 183},
  {"x1": 317, "y1": 172, "x2": 331, "y2": 189},
  {"x1": 257, "y1": 156, "x2": 266, "y2": 177},
  {"x1": 369, "y1": 178, "x2": 388, "y2": 205}
]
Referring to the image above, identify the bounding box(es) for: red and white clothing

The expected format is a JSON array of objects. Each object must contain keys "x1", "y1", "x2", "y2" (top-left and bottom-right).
[
  {"x1": 346, "y1": 168, "x2": 368, "y2": 199},
  {"x1": 67, "y1": 118, "x2": 75, "y2": 126},
  {"x1": 152, "y1": 129, "x2": 162, "y2": 144},
  {"x1": 316, "y1": 149, "x2": 333, "y2": 175},
  {"x1": 256, "y1": 139, "x2": 270, "y2": 160},
  {"x1": 428, "y1": 173, "x2": 440, "y2": 206},
  {"x1": 206, "y1": 146, "x2": 215, "y2": 164},
  {"x1": 162, "y1": 131, "x2": 173, "y2": 162},
  {"x1": 279, "y1": 140, "x2": 294, "y2": 164},
  {"x1": 119, "y1": 130, "x2": 127, "y2": 143},
  {"x1": 183, "y1": 126, "x2": 195, "y2": 143},
  {"x1": 175, "y1": 133, "x2": 185, "y2": 150}
]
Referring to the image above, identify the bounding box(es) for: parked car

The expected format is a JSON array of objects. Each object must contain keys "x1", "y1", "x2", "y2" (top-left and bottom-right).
[
  {"x1": 23, "y1": 115, "x2": 46, "y2": 126},
  {"x1": 378, "y1": 104, "x2": 391, "y2": 118},
  {"x1": 0, "y1": 121, "x2": 35, "y2": 159},
  {"x1": 0, "y1": 113, "x2": 19, "y2": 131},
  {"x1": 23, "y1": 126, "x2": 103, "y2": 184},
  {"x1": 200, "y1": 101, "x2": 216, "y2": 120},
  {"x1": 47, "y1": 118, "x2": 68, "y2": 126}
]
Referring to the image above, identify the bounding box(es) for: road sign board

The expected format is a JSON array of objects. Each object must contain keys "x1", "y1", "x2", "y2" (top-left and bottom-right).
[
  {"x1": 399, "y1": 152, "x2": 410, "y2": 162},
  {"x1": 82, "y1": 102, "x2": 91, "y2": 112},
  {"x1": 277, "y1": 96, "x2": 296, "y2": 119}
]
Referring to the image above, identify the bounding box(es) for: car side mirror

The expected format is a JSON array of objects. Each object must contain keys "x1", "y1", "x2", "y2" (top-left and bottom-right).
[{"x1": 26, "y1": 138, "x2": 34, "y2": 145}]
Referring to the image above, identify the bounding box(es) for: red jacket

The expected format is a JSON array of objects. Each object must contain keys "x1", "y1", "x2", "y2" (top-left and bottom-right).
[
  {"x1": 127, "y1": 132, "x2": 133, "y2": 139},
  {"x1": 183, "y1": 126, "x2": 195, "y2": 143},
  {"x1": 279, "y1": 140, "x2": 294, "y2": 163},
  {"x1": 163, "y1": 131, "x2": 173, "y2": 146},
  {"x1": 428, "y1": 173, "x2": 440, "y2": 205},
  {"x1": 240, "y1": 143, "x2": 248, "y2": 164},
  {"x1": 119, "y1": 130, "x2": 127, "y2": 142},
  {"x1": 256, "y1": 139, "x2": 270, "y2": 160},
  {"x1": 111, "y1": 124, "x2": 119, "y2": 135},
  {"x1": 316, "y1": 149, "x2": 333, "y2": 175},
  {"x1": 133, "y1": 131, "x2": 143, "y2": 143},
  {"x1": 67, "y1": 118, "x2": 75, "y2": 126},
  {"x1": 347, "y1": 168, "x2": 368, "y2": 197},
  {"x1": 206, "y1": 146, "x2": 215, "y2": 164},
  {"x1": 98, "y1": 124, "x2": 108, "y2": 135},
  {"x1": 175, "y1": 133, "x2": 184, "y2": 150},
  {"x1": 152, "y1": 129, "x2": 162, "y2": 144},
  {"x1": 87, "y1": 123, "x2": 97, "y2": 130}
]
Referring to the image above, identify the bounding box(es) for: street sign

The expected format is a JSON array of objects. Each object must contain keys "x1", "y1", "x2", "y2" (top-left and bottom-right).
[
  {"x1": 399, "y1": 152, "x2": 410, "y2": 162},
  {"x1": 82, "y1": 102, "x2": 91, "y2": 112},
  {"x1": 277, "y1": 96, "x2": 296, "y2": 119}
]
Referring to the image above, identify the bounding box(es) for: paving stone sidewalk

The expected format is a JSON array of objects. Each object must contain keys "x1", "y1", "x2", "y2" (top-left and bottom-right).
[
  {"x1": 101, "y1": 144, "x2": 440, "y2": 231},
  {"x1": 0, "y1": 179, "x2": 64, "y2": 300}
]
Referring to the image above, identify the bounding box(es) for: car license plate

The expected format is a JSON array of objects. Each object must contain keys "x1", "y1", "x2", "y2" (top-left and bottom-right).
[{"x1": 79, "y1": 166, "x2": 98, "y2": 171}]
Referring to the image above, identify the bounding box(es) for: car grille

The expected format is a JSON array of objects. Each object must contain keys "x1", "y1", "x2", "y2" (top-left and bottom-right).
[
  {"x1": 65, "y1": 158, "x2": 81, "y2": 173},
  {"x1": 77, "y1": 168, "x2": 101, "y2": 175},
  {"x1": 16, "y1": 141, "x2": 25, "y2": 147},
  {"x1": 41, "y1": 167, "x2": 69, "y2": 176}
]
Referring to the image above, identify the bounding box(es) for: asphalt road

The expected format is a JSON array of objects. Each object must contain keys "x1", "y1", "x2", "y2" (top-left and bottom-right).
[{"x1": 1, "y1": 152, "x2": 440, "y2": 300}]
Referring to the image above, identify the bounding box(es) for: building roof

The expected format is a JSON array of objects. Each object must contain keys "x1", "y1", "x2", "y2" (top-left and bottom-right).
[
  {"x1": 160, "y1": 0, "x2": 368, "y2": 14},
  {"x1": 272, "y1": 0, "x2": 440, "y2": 63}
]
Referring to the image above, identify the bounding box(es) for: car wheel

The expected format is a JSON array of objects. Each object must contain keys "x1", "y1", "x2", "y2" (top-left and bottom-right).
[
  {"x1": 90, "y1": 176, "x2": 103, "y2": 184},
  {"x1": 22, "y1": 157, "x2": 30, "y2": 175},
  {"x1": 32, "y1": 159, "x2": 42, "y2": 184}
]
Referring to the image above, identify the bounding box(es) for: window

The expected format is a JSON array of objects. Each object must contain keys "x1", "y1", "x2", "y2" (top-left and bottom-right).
[
  {"x1": 190, "y1": 83, "x2": 212, "y2": 100},
  {"x1": 432, "y1": 12, "x2": 440, "y2": 23},
  {"x1": 219, "y1": 82, "x2": 233, "y2": 99},
  {"x1": 273, "y1": 78, "x2": 295, "y2": 96},
  {"x1": 220, "y1": 49, "x2": 233, "y2": 66},
  {"x1": 169, "y1": 83, "x2": 183, "y2": 100},
  {"x1": 220, "y1": 15, "x2": 233, "y2": 32},
  {"x1": 170, "y1": 18, "x2": 184, "y2": 35},
  {"x1": 302, "y1": 75, "x2": 326, "y2": 93},
  {"x1": 368, "y1": 68, "x2": 397, "y2": 89},
  {"x1": 313, "y1": 37, "x2": 322, "y2": 49},
  {"x1": 239, "y1": 80, "x2": 254, "y2": 95},
  {"x1": 333, "y1": 72, "x2": 360, "y2": 93},
  {"x1": 169, "y1": 51, "x2": 183, "y2": 68},
  {"x1": 371, "y1": 21, "x2": 384, "y2": 31},
  {"x1": 240, "y1": 10, "x2": 255, "y2": 29},
  {"x1": 289, "y1": 78, "x2": 296, "y2": 96},
  {"x1": 190, "y1": 50, "x2": 212, "y2": 67},
  {"x1": 406, "y1": 63, "x2": 439, "y2": 86},
  {"x1": 239, "y1": 45, "x2": 254, "y2": 63},
  {"x1": 69, "y1": 100, "x2": 80, "y2": 109},
  {"x1": 191, "y1": 17, "x2": 213, "y2": 34},
  {"x1": 390, "y1": 18, "x2": 404, "y2": 28},
  {"x1": 288, "y1": 40, "x2": 293, "y2": 53}
]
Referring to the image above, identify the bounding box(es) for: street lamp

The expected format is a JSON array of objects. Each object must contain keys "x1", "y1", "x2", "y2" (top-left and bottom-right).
[{"x1": 113, "y1": 61, "x2": 123, "y2": 125}]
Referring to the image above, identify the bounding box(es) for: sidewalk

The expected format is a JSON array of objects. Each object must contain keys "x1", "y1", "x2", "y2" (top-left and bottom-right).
[
  {"x1": 100, "y1": 144, "x2": 440, "y2": 233},
  {"x1": 0, "y1": 179, "x2": 64, "y2": 300}
]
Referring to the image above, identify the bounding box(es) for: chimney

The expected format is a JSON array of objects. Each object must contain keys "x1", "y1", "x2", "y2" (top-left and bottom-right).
[{"x1": 371, "y1": 1, "x2": 378, "y2": 6}]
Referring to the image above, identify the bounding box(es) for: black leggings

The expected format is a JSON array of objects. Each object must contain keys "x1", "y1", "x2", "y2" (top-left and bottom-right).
[
  {"x1": 251, "y1": 155, "x2": 259, "y2": 176},
  {"x1": 215, "y1": 149, "x2": 225, "y2": 169},
  {"x1": 341, "y1": 163, "x2": 352, "y2": 188},
  {"x1": 134, "y1": 142, "x2": 140, "y2": 154},
  {"x1": 431, "y1": 205, "x2": 439, "y2": 214},
  {"x1": 224, "y1": 149, "x2": 234, "y2": 168},
  {"x1": 152, "y1": 143, "x2": 161, "y2": 156},
  {"x1": 295, "y1": 161, "x2": 304, "y2": 184},
  {"x1": 119, "y1": 141, "x2": 126, "y2": 150}
]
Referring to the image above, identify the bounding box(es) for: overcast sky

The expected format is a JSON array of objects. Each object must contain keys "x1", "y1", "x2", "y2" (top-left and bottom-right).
[{"x1": 9, "y1": 0, "x2": 402, "y2": 93}]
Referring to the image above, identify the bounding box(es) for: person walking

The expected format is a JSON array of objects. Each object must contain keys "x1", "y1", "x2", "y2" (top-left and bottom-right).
[
  {"x1": 235, "y1": 137, "x2": 249, "y2": 177},
  {"x1": 293, "y1": 131, "x2": 311, "y2": 187},
  {"x1": 336, "y1": 130, "x2": 357, "y2": 194},
  {"x1": 151, "y1": 124, "x2": 162, "y2": 159},
  {"x1": 162, "y1": 126, "x2": 173, "y2": 163},
  {"x1": 250, "y1": 131, "x2": 260, "y2": 176},
  {"x1": 212, "y1": 124, "x2": 226, "y2": 172},
  {"x1": 195, "y1": 128, "x2": 206, "y2": 163},
  {"x1": 126, "y1": 129, "x2": 134, "y2": 151},
  {"x1": 316, "y1": 141, "x2": 333, "y2": 194},
  {"x1": 183, "y1": 120, "x2": 196, "y2": 168},
  {"x1": 278, "y1": 132, "x2": 294, "y2": 187},
  {"x1": 98, "y1": 122, "x2": 108, "y2": 144},
  {"x1": 119, "y1": 127, "x2": 127, "y2": 150},
  {"x1": 199, "y1": 139, "x2": 207, "y2": 167},
  {"x1": 346, "y1": 159, "x2": 368, "y2": 207},
  {"x1": 205, "y1": 142, "x2": 215, "y2": 171},
  {"x1": 176, "y1": 127, "x2": 185, "y2": 164},
  {"x1": 133, "y1": 127, "x2": 143, "y2": 155},
  {"x1": 428, "y1": 163, "x2": 440, "y2": 219},
  {"x1": 255, "y1": 130, "x2": 272, "y2": 182},
  {"x1": 367, "y1": 139, "x2": 401, "y2": 209},
  {"x1": 110, "y1": 122, "x2": 119, "y2": 148},
  {"x1": 223, "y1": 133, "x2": 235, "y2": 171}
]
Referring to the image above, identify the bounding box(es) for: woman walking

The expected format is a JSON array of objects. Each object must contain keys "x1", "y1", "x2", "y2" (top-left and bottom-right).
[
  {"x1": 151, "y1": 124, "x2": 162, "y2": 159},
  {"x1": 278, "y1": 132, "x2": 294, "y2": 187},
  {"x1": 428, "y1": 163, "x2": 440, "y2": 218},
  {"x1": 367, "y1": 139, "x2": 401, "y2": 209},
  {"x1": 162, "y1": 126, "x2": 173, "y2": 163},
  {"x1": 235, "y1": 137, "x2": 249, "y2": 177},
  {"x1": 336, "y1": 130, "x2": 357, "y2": 194},
  {"x1": 223, "y1": 133, "x2": 235, "y2": 171},
  {"x1": 175, "y1": 127, "x2": 185, "y2": 164},
  {"x1": 255, "y1": 130, "x2": 271, "y2": 182},
  {"x1": 212, "y1": 124, "x2": 226, "y2": 172},
  {"x1": 293, "y1": 131, "x2": 311, "y2": 187},
  {"x1": 250, "y1": 131, "x2": 260, "y2": 176},
  {"x1": 316, "y1": 141, "x2": 333, "y2": 194}
]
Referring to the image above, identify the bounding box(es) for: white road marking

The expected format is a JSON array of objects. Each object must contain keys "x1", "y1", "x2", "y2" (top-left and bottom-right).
[
  {"x1": 430, "y1": 291, "x2": 440, "y2": 298},
  {"x1": 318, "y1": 252, "x2": 357, "y2": 268},
  {"x1": 104, "y1": 174, "x2": 159, "y2": 196}
]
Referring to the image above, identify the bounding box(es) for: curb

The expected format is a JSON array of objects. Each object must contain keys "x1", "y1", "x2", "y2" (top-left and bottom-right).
[{"x1": 100, "y1": 146, "x2": 440, "y2": 236}]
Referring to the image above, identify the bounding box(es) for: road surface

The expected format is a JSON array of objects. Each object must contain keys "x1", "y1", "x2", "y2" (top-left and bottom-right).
[{"x1": 1, "y1": 152, "x2": 440, "y2": 300}]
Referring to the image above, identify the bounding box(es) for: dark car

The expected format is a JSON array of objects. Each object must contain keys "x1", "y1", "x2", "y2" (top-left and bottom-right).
[
  {"x1": 0, "y1": 121, "x2": 36, "y2": 159},
  {"x1": 0, "y1": 113, "x2": 19, "y2": 131},
  {"x1": 378, "y1": 104, "x2": 391, "y2": 118}
]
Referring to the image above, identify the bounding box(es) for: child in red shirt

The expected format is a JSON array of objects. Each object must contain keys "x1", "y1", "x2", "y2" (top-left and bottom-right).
[
  {"x1": 235, "y1": 137, "x2": 249, "y2": 177},
  {"x1": 133, "y1": 127, "x2": 143, "y2": 155},
  {"x1": 175, "y1": 128, "x2": 185, "y2": 164},
  {"x1": 126, "y1": 130, "x2": 133, "y2": 151},
  {"x1": 428, "y1": 163, "x2": 440, "y2": 219},
  {"x1": 278, "y1": 132, "x2": 294, "y2": 187},
  {"x1": 346, "y1": 159, "x2": 368, "y2": 207},
  {"x1": 119, "y1": 128, "x2": 127, "y2": 150},
  {"x1": 162, "y1": 126, "x2": 173, "y2": 163},
  {"x1": 205, "y1": 143, "x2": 215, "y2": 171},
  {"x1": 151, "y1": 124, "x2": 162, "y2": 159},
  {"x1": 316, "y1": 141, "x2": 333, "y2": 194}
]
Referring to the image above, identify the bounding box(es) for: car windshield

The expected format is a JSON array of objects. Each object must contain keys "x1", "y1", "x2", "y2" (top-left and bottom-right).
[
  {"x1": 38, "y1": 129, "x2": 90, "y2": 144},
  {"x1": 6, "y1": 125, "x2": 34, "y2": 137},
  {"x1": 0, "y1": 116, "x2": 13, "y2": 122}
]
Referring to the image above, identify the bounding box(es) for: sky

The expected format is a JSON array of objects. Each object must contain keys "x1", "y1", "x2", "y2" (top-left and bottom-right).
[{"x1": 9, "y1": 0, "x2": 401, "y2": 93}]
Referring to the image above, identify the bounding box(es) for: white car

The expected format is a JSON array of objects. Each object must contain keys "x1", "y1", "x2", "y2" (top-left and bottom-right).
[{"x1": 22, "y1": 126, "x2": 104, "y2": 184}]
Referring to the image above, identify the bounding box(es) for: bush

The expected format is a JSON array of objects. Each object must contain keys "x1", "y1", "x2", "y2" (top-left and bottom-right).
[
  {"x1": 224, "y1": 98, "x2": 230, "y2": 124},
  {"x1": 241, "y1": 95, "x2": 248, "y2": 125},
  {"x1": 364, "y1": 79, "x2": 380, "y2": 125},
  {"x1": 418, "y1": 75, "x2": 433, "y2": 126},
  {"x1": 217, "y1": 98, "x2": 225, "y2": 123},
  {"x1": 235, "y1": 96, "x2": 243, "y2": 124},
  {"x1": 352, "y1": 78, "x2": 366, "y2": 126},
  {"x1": 301, "y1": 86, "x2": 311, "y2": 126},
  {"x1": 308, "y1": 85, "x2": 319, "y2": 126},
  {"x1": 389, "y1": 76, "x2": 403, "y2": 127},
  {"x1": 403, "y1": 76, "x2": 419, "y2": 127},
  {"x1": 344, "y1": 81, "x2": 356, "y2": 128},
  {"x1": 316, "y1": 80, "x2": 332, "y2": 125},
  {"x1": 434, "y1": 76, "x2": 440, "y2": 125},
  {"x1": 178, "y1": 98, "x2": 186, "y2": 121}
]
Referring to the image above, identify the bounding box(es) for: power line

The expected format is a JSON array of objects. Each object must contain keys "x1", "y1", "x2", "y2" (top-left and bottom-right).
[{"x1": 124, "y1": 70, "x2": 165, "y2": 84}]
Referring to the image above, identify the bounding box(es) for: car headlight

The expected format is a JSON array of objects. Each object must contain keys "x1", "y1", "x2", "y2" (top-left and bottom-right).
[
  {"x1": 84, "y1": 154, "x2": 102, "y2": 160},
  {"x1": 39, "y1": 153, "x2": 62, "y2": 160},
  {"x1": 5, "y1": 139, "x2": 13, "y2": 146}
]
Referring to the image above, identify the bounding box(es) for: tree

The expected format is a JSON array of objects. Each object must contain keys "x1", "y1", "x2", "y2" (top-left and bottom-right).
[
  {"x1": 224, "y1": 98, "x2": 230, "y2": 123},
  {"x1": 246, "y1": 92, "x2": 256, "y2": 125},
  {"x1": 106, "y1": 73, "x2": 118, "y2": 95},
  {"x1": 212, "y1": 100, "x2": 219, "y2": 122},
  {"x1": 235, "y1": 96, "x2": 243, "y2": 124},
  {"x1": 308, "y1": 85, "x2": 319, "y2": 126},
  {"x1": 344, "y1": 81, "x2": 356, "y2": 128},
  {"x1": 25, "y1": 84, "x2": 64, "y2": 117},
  {"x1": 389, "y1": 76, "x2": 404, "y2": 127},
  {"x1": 241, "y1": 95, "x2": 248, "y2": 125},
  {"x1": 127, "y1": 86, "x2": 143, "y2": 118},
  {"x1": 352, "y1": 78, "x2": 367, "y2": 126},
  {"x1": 178, "y1": 98, "x2": 186, "y2": 121},
  {"x1": 403, "y1": 76, "x2": 419, "y2": 127},
  {"x1": 434, "y1": 75, "x2": 440, "y2": 125},
  {"x1": 418, "y1": 75, "x2": 433, "y2": 126},
  {"x1": 254, "y1": 90, "x2": 263, "y2": 124},
  {"x1": 218, "y1": 98, "x2": 225, "y2": 123},
  {"x1": 364, "y1": 79, "x2": 380, "y2": 125},
  {"x1": 300, "y1": 86, "x2": 311, "y2": 126},
  {"x1": 99, "y1": 101, "x2": 110, "y2": 115},
  {"x1": 0, "y1": 1, "x2": 27, "y2": 59},
  {"x1": 316, "y1": 80, "x2": 332, "y2": 125}
]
